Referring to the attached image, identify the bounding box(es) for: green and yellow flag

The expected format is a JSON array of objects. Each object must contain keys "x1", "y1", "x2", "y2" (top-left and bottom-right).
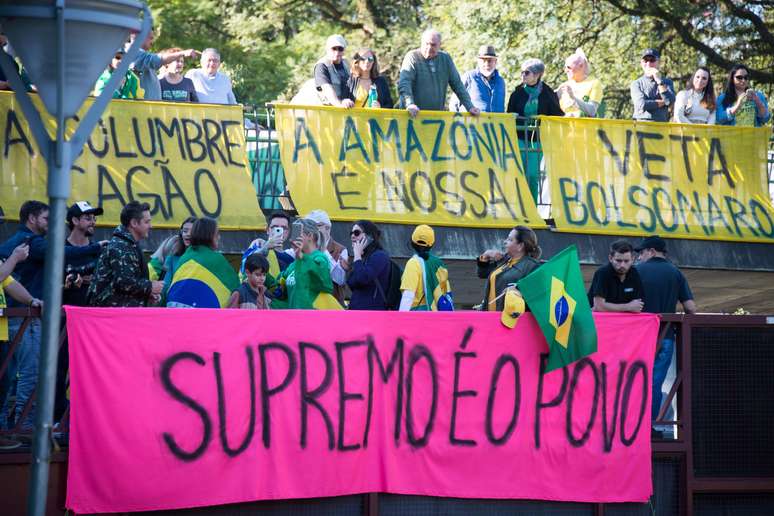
[{"x1": 518, "y1": 245, "x2": 597, "y2": 372}]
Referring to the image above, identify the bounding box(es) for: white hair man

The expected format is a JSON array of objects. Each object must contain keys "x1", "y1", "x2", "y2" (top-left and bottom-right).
[
  {"x1": 185, "y1": 48, "x2": 237, "y2": 104},
  {"x1": 398, "y1": 29, "x2": 481, "y2": 117}
]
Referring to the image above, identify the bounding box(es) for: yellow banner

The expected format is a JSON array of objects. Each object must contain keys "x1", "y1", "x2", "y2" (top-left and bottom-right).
[
  {"x1": 0, "y1": 91, "x2": 264, "y2": 230},
  {"x1": 542, "y1": 117, "x2": 774, "y2": 243},
  {"x1": 275, "y1": 104, "x2": 544, "y2": 228}
]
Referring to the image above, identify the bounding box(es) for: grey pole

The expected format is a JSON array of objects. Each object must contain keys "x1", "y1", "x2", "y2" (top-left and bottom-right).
[
  {"x1": 0, "y1": 2, "x2": 151, "y2": 510},
  {"x1": 27, "y1": 3, "x2": 68, "y2": 514}
]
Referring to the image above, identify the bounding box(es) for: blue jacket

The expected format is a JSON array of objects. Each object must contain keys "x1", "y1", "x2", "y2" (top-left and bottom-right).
[
  {"x1": 0, "y1": 225, "x2": 102, "y2": 304},
  {"x1": 716, "y1": 91, "x2": 771, "y2": 127},
  {"x1": 346, "y1": 247, "x2": 390, "y2": 310},
  {"x1": 451, "y1": 68, "x2": 506, "y2": 113}
]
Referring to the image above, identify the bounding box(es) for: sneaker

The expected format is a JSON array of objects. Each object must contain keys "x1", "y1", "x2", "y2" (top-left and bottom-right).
[{"x1": 0, "y1": 437, "x2": 22, "y2": 450}]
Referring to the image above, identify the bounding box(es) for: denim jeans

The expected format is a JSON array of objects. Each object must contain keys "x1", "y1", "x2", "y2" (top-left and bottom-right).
[
  {"x1": 0, "y1": 317, "x2": 41, "y2": 430},
  {"x1": 652, "y1": 337, "x2": 675, "y2": 422},
  {"x1": 0, "y1": 340, "x2": 11, "y2": 428}
]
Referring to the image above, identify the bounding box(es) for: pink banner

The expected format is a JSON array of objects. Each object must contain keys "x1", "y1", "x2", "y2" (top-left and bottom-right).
[{"x1": 65, "y1": 308, "x2": 658, "y2": 513}]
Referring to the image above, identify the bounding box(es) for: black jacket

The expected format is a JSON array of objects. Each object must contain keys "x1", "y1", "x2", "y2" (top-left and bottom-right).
[
  {"x1": 347, "y1": 75, "x2": 395, "y2": 108},
  {"x1": 87, "y1": 225, "x2": 151, "y2": 307},
  {"x1": 507, "y1": 83, "x2": 564, "y2": 141}
]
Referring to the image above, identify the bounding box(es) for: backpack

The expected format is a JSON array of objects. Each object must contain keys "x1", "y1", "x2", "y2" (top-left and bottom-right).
[{"x1": 375, "y1": 259, "x2": 403, "y2": 310}]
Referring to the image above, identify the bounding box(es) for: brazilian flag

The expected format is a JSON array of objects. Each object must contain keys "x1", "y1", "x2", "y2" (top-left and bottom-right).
[
  {"x1": 517, "y1": 245, "x2": 597, "y2": 372},
  {"x1": 167, "y1": 245, "x2": 240, "y2": 308}
]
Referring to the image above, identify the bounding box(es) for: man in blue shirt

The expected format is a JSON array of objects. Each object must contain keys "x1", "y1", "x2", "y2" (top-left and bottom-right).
[
  {"x1": 0, "y1": 200, "x2": 102, "y2": 430},
  {"x1": 451, "y1": 45, "x2": 506, "y2": 113},
  {"x1": 635, "y1": 235, "x2": 697, "y2": 436},
  {"x1": 129, "y1": 29, "x2": 199, "y2": 100}
]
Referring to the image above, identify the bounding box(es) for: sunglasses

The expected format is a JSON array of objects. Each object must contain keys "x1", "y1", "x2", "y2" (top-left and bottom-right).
[
  {"x1": 350, "y1": 229, "x2": 363, "y2": 237},
  {"x1": 331, "y1": 46, "x2": 345, "y2": 52},
  {"x1": 520, "y1": 70, "x2": 532, "y2": 76},
  {"x1": 734, "y1": 75, "x2": 748, "y2": 81},
  {"x1": 358, "y1": 56, "x2": 375, "y2": 62},
  {"x1": 642, "y1": 56, "x2": 658, "y2": 63},
  {"x1": 114, "y1": 54, "x2": 123, "y2": 60}
]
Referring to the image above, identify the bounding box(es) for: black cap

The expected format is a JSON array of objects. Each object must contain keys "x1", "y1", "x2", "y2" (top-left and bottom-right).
[
  {"x1": 67, "y1": 201, "x2": 103, "y2": 221},
  {"x1": 635, "y1": 235, "x2": 666, "y2": 253},
  {"x1": 641, "y1": 48, "x2": 660, "y2": 59}
]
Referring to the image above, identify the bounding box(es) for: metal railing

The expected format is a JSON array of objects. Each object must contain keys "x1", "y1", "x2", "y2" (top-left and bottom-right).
[
  {"x1": 0, "y1": 307, "x2": 68, "y2": 443},
  {"x1": 242, "y1": 106, "x2": 774, "y2": 220}
]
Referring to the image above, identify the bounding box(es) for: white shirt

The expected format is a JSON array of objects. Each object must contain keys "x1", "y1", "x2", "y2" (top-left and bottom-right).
[
  {"x1": 184, "y1": 68, "x2": 237, "y2": 105},
  {"x1": 673, "y1": 90, "x2": 715, "y2": 125}
]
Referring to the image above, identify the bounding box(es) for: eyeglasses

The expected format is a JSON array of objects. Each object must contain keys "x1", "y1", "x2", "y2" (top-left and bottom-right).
[
  {"x1": 734, "y1": 75, "x2": 748, "y2": 81},
  {"x1": 350, "y1": 229, "x2": 362, "y2": 237},
  {"x1": 331, "y1": 46, "x2": 345, "y2": 52},
  {"x1": 642, "y1": 56, "x2": 657, "y2": 63}
]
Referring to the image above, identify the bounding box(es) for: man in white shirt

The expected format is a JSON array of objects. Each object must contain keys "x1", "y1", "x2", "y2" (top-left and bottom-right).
[{"x1": 185, "y1": 48, "x2": 237, "y2": 105}]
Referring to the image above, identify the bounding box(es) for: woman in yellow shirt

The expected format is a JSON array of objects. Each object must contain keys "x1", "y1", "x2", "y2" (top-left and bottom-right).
[{"x1": 346, "y1": 48, "x2": 394, "y2": 108}]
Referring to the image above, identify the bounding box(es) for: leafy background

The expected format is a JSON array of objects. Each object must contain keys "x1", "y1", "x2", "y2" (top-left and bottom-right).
[{"x1": 149, "y1": 0, "x2": 774, "y2": 120}]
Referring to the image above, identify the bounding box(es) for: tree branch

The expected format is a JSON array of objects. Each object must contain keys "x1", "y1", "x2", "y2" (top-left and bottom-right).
[
  {"x1": 602, "y1": 0, "x2": 774, "y2": 83},
  {"x1": 719, "y1": 0, "x2": 774, "y2": 49}
]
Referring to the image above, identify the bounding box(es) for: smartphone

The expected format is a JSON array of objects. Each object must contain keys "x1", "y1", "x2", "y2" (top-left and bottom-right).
[
  {"x1": 289, "y1": 221, "x2": 303, "y2": 242},
  {"x1": 361, "y1": 235, "x2": 373, "y2": 248}
]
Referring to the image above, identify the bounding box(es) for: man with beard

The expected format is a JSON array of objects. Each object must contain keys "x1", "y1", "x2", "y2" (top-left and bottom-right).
[
  {"x1": 587, "y1": 239, "x2": 645, "y2": 312},
  {"x1": 55, "y1": 202, "x2": 105, "y2": 423},
  {"x1": 64, "y1": 201, "x2": 104, "y2": 307},
  {"x1": 0, "y1": 201, "x2": 102, "y2": 430}
]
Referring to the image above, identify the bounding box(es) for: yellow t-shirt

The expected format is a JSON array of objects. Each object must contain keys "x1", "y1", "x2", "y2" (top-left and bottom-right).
[
  {"x1": 399, "y1": 256, "x2": 451, "y2": 310},
  {"x1": 0, "y1": 275, "x2": 16, "y2": 341},
  {"x1": 559, "y1": 77, "x2": 604, "y2": 117},
  {"x1": 354, "y1": 83, "x2": 370, "y2": 108},
  {"x1": 400, "y1": 257, "x2": 424, "y2": 309}
]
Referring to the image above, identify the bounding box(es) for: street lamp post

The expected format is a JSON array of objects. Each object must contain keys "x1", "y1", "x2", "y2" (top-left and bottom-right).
[{"x1": 0, "y1": 2, "x2": 152, "y2": 515}]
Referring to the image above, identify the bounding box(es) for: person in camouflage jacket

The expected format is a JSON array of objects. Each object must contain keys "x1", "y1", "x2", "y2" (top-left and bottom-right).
[{"x1": 87, "y1": 201, "x2": 162, "y2": 307}]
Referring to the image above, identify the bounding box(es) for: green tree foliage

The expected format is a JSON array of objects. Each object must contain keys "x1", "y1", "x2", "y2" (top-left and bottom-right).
[{"x1": 148, "y1": 0, "x2": 773, "y2": 119}]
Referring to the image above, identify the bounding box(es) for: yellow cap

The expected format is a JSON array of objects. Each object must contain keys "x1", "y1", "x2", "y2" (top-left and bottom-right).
[
  {"x1": 501, "y1": 289, "x2": 525, "y2": 329},
  {"x1": 411, "y1": 224, "x2": 435, "y2": 247}
]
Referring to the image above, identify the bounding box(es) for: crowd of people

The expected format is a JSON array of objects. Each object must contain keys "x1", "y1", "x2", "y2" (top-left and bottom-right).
[
  {"x1": 86, "y1": 25, "x2": 769, "y2": 130},
  {"x1": 301, "y1": 30, "x2": 770, "y2": 129},
  {"x1": 0, "y1": 198, "x2": 697, "y2": 446},
  {"x1": 0, "y1": 26, "x2": 754, "y2": 450},
  {"x1": 299, "y1": 30, "x2": 770, "y2": 201},
  {"x1": 91, "y1": 28, "x2": 236, "y2": 105}
]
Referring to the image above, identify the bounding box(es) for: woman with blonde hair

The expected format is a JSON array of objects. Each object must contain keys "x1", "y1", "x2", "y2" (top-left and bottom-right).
[
  {"x1": 556, "y1": 48, "x2": 604, "y2": 117},
  {"x1": 277, "y1": 218, "x2": 343, "y2": 309}
]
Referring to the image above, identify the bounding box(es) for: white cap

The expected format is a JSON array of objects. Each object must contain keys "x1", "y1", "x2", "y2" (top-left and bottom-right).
[
  {"x1": 325, "y1": 34, "x2": 347, "y2": 49},
  {"x1": 306, "y1": 209, "x2": 332, "y2": 227}
]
